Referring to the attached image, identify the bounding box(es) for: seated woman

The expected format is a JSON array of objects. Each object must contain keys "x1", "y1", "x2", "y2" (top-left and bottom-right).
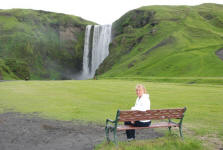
[{"x1": 125, "y1": 84, "x2": 151, "y2": 141}]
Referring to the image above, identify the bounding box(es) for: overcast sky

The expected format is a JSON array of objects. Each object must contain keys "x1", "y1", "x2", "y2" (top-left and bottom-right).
[{"x1": 1, "y1": 0, "x2": 223, "y2": 24}]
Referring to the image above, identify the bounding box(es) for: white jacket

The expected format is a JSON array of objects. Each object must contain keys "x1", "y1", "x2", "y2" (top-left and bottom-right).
[{"x1": 131, "y1": 94, "x2": 150, "y2": 122}]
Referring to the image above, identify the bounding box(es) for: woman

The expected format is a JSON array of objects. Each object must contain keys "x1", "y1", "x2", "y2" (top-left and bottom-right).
[{"x1": 125, "y1": 84, "x2": 151, "y2": 141}]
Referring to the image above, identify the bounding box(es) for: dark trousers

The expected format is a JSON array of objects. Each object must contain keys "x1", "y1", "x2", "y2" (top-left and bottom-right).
[{"x1": 124, "y1": 121, "x2": 151, "y2": 139}]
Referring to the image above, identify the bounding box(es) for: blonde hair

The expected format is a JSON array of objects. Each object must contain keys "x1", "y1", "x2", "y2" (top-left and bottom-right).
[{"x1": 136, "y1": 84, "x2": 147, "y2": 94}]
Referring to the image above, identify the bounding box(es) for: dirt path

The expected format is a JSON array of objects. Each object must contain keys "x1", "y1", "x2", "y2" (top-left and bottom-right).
[
  {"x1": 216, "y1": 48, "x2": 223, "y2": 61},
  {"x1": 0, "y1": 112, "x2": 163, "y2": 150}
]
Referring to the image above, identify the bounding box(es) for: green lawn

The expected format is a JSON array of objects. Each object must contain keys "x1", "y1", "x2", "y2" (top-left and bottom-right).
[
  {"x1": 96, "y1": 136, "x2": 204, "y2": 150},
  {"x1": 0, "y1": 79, "x2": 222, "y2": 149}
]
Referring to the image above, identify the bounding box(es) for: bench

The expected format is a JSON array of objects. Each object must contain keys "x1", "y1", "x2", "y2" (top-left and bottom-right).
[{"x1": 105, "y1": 107, "x2": 187, "y2": 144}]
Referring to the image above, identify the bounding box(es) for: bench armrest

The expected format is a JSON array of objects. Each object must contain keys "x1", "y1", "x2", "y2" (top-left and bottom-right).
[{"x1": 106, "y1": 119, "x2": 115, "y2": 124}]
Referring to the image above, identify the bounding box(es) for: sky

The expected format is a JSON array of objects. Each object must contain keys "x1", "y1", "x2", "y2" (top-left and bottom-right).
[{"x1": 1, "y1": 0, "x2": 223, "y2": 25}]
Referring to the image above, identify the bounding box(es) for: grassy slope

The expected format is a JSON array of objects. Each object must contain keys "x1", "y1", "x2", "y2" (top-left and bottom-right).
[
  {"x1": 0, "y1": 58, "x2": 18, "y2": 80},
  {"x1": 0, "y1": 80, "x2": 222, "y2": 149},
  {"x1": 97, "y1": 3, "x2": 223, "y2": 78},
  {"x1": 0, "y1": 9, "x2": 94, "y2": 80}
]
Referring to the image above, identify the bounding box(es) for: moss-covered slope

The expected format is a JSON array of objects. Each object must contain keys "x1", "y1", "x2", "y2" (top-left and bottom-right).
[
  {"x1": 0, "y1": 9, "x2": 94, "y2": 80},
  {"x1": 97, "y1": 3, "x2": 223, "y2": 77}
]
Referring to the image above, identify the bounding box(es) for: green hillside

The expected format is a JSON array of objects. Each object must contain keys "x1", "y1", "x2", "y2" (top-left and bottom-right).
[
  {"x1": 97, "y1": 3, "x2": 223, "y2": 78},
  {"x1": 0, "y1": 9, "x2": 94, "y2": 80}
]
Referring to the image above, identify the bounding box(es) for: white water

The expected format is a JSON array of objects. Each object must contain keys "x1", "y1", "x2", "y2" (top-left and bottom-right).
[
  {"x1": 81, "y1": 24, "x2": 112, "y2": 79},
  {"x1": 82, "y1": 25, "x2": 92, "y2": 79}
]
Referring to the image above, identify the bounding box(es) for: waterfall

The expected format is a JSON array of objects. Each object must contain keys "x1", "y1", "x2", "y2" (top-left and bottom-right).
[
  {"x1": 81, "y1": 24, "x2": 112, "y2": 79},
  {"x1": 82, "y1": 25, "x2": 92, "y2": 79}
]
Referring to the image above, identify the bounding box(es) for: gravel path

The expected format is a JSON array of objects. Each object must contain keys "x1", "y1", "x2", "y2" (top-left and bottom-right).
[
  {"x1": 216, "y1": 48, "x2": 223, "y2": 61},
  {"x1": 0, "y1": 112, "x2": 163, "y2": 150}
]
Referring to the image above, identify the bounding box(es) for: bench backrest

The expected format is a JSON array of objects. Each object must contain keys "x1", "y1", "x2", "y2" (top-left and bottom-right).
[{"x1": 117, "y1": 107, "x2": 186, "y2": 122}]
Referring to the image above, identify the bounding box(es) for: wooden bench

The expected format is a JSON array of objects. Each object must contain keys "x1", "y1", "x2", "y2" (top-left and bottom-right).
[{"x1": 105, "y1": 107, "x2": 187, "y2": 144}]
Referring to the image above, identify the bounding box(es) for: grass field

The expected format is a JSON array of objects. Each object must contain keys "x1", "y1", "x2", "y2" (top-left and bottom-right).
[{"x1": 0, "y1": 79, "x2": 222, "y2": 149}]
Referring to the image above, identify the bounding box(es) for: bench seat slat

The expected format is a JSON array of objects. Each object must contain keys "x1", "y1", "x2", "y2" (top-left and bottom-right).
[
  {"x1": 117, "y1": 122, "x2": 179, "y2": 131},
  {"x1": 119, "y1": 115, "x2": 183, "y2": 122}
]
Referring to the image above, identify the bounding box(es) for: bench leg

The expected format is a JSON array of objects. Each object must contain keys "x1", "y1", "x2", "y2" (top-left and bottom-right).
[
  {"x1": 113, "y1": 129, "x2": 118, "y2": 145},
  {"x1": 168, "y1": 119, "x2": 172, "y2": 135},
  {"x1": 179, "y1": 117, "x2": 184, "y2": 139},
  {"x1": 179, "y1": 126, "x2": 183, "y2": 139},
  {"x1": 168, "y1": 126, "x2": 172, "y2": 134},
  {"x1": 105, "y1": 127, "x2": 110, "y2": 142}
]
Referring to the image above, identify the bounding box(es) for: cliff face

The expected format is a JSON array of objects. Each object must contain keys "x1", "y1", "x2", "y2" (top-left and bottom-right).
[
  {"x1": 0, "y1": 9, "x2": 95, "y2": 80},
  {"x1": 97, "y1": 3, "x2": 223, "y2": 77}
]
